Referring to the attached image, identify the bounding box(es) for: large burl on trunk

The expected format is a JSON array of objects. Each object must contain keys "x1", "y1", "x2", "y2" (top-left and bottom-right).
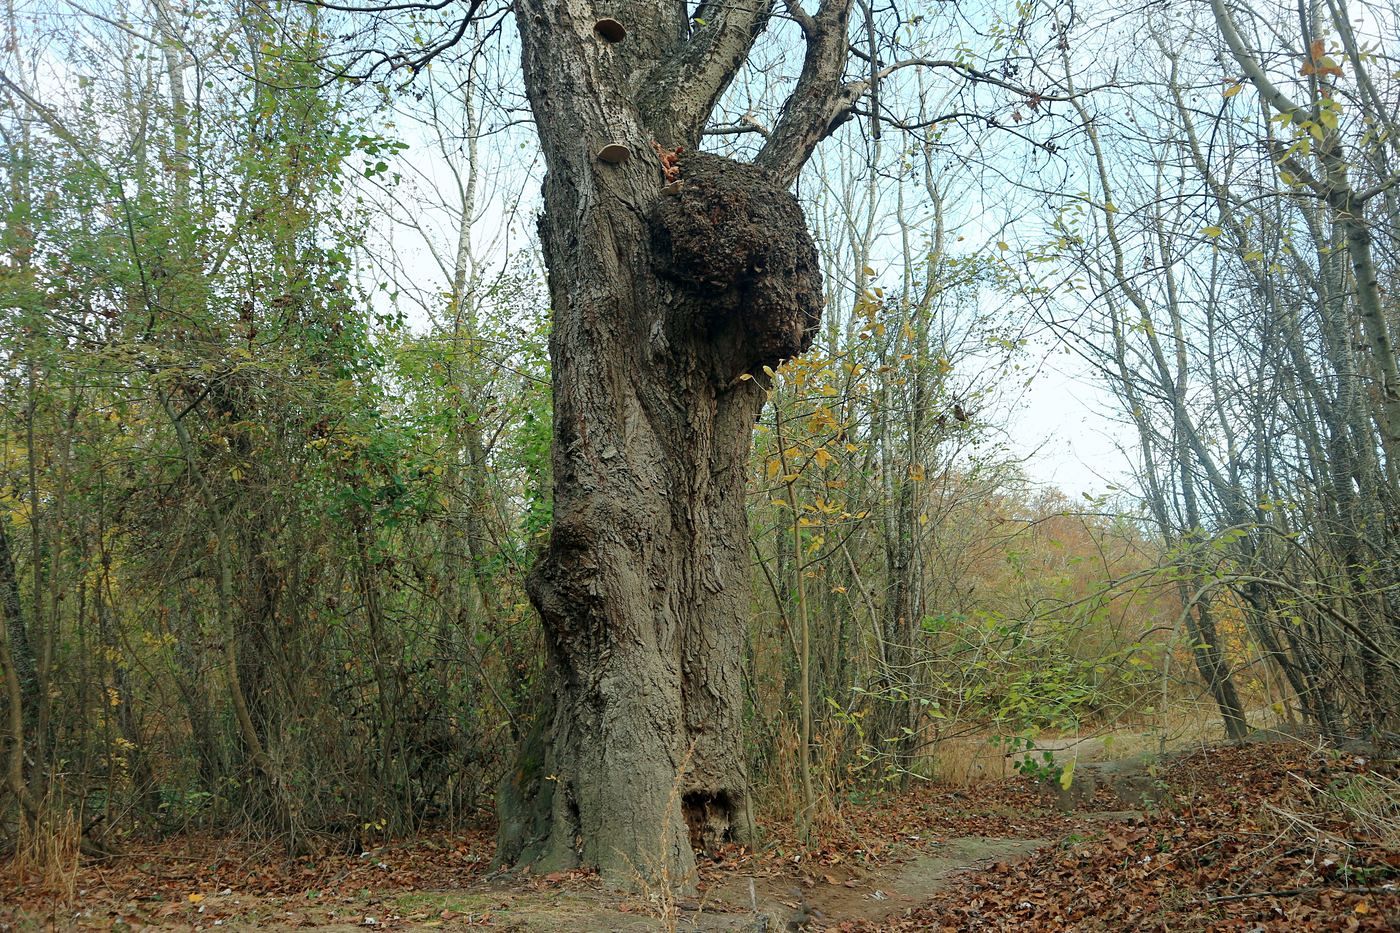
[
  {"x1": 650, "y1": 153, "x2": 823, "y2": 377},
  {"x1": 494, "y1": 146, "x2": 822, "y2": 882}
]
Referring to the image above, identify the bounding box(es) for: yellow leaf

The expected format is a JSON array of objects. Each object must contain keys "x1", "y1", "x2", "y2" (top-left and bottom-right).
[
  {"x1": 1203, "y1": 226, "x2": 1223, "y2": 238},
  {"x1": 997, "y1": 241, "x2": 1009, "y2": 251},
  {"x1": 1059, "y1": 760, "x2": 1076, "y2": 791},
  {"x1": 188, "y1": 894, "x2": 205, "y2": 904},
  {"x1": 1354, "y1": 901, "x2": 1371, "y2": 915},
  {"x1": 1223, "y1": 82, "x2": 1243, "y2": 98},
  {"x1": 813, "y1": 448, "x2": 833, "y2": 469}
]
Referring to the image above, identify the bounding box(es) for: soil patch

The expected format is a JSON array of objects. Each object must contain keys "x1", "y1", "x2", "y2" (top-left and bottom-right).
[{"x1": 694, "y1": 836, "x2": 1049, "y2": 930}]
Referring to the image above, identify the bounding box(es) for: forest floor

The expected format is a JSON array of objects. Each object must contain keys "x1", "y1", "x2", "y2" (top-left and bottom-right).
[{"x1": 3, "y1": 736, "x2": 1398, "y2": 931}]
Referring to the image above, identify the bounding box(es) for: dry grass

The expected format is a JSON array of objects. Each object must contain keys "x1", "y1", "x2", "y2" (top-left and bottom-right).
[
  {"x1": 3, "y1": 809, "x2": 81, "y2": 906},
  {"x1": 757, "y1": 719, "x2": 802, "y2": 821},
  {"x1": 627, "y1": 741, "x2": 699, "y2": 933},
  {"x1": 1288, "y1": 766, "x2": 1400, "y2": 849},
  {"x1": 754, "y1": 717, "x2": 845, "y2": 840},
  {"x1": 926, "y1": 735, "x2": 1018, "y2": 786}
]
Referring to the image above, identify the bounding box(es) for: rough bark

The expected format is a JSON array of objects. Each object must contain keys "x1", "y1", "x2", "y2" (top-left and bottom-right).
[
  {"x1": 492, "y1": 0, "x2": 855, "y2": 884},
  {"x1": 495, "y1": 129, "x2": 823, "y2": 883}
]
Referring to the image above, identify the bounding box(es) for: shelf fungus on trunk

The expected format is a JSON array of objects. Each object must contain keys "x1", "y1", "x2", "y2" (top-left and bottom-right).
[
  {"x1": 649, "y1": 151, "x2": 822, "y2": 383},
  {"x1": 596, "y1": 142, "x2": 631, "y2": 164}
]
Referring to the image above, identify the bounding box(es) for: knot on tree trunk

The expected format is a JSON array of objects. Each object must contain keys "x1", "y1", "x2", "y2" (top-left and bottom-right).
[{"x1": 649, "y1": 152, "x2": 822, "y2": 378}]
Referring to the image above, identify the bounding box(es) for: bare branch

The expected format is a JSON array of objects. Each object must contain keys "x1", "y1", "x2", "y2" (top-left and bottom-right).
[
  {"x1": 1208, "y1": 0, "x2": 1306, "y2": 119},
  {"x1": 781, "y1": 0, "x2": 816, "y2": 38},
  {"x1": 755, "y1": 0, "x2": 856, "y2": 185},
  {"x1": 704, "y1": 113, "x2": 772, "y2": 137},
  {"x1": 640, "y1": 0, "x2": 777, "y2": 144}
]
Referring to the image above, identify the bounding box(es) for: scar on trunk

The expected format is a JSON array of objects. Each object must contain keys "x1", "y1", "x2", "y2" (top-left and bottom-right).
[{"x1": 682, "y1": 788, "x2": 735, "y2": 852}]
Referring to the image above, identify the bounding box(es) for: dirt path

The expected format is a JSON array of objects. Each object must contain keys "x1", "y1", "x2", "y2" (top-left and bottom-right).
[
  {"x1": 72, "y1": 834, "x2": 1049, "y2": 930},
  {"x1": 690, "y1": 836, "x2": 1048, "y2": 930},
  {"x1": 5, "y1": 781, "x2": 1108, "y2": 931}
]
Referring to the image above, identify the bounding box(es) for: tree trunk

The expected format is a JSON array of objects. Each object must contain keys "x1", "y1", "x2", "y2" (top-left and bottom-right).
[
  {"x1": 493, "y1": 33, "x2": 823, "y2": 880},
  {"x1": 497, "y1": 147, "x2": 821, "y2": 882},
  {"x1": 486, "y1": 0, "x2": 861, "y2": 882},
  {"x1": 1175, "y1": 581, "x2": 1250, "y2": 742},
  {"x1": 0, "y1": 519, "x2": 38, "y2": 737}
]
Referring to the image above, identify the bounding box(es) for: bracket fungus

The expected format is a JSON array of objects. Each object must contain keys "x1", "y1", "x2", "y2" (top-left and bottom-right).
[{"x1": 596, "y1": 143, "x2": 631, "y2": 164}]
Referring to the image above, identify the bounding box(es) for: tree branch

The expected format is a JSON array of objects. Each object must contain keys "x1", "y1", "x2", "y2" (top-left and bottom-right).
[
  {"x1": 704, "y1": 113, "x2": 772, "y2": 137},
  {"x1": 781, "y1": 0, "x2": 816, "y2": 38},
  {"x1": 755, "y1": 0, "x2": 856, "y2": 185},
  {"x1": 1357, "y1": 170, "x2": 1400, "y2": 204},
  {"x1": 846, "y1": 57, "x2": 1104, "y2": 105},
  {"x1": 639, "y1": 0, "x2": 777, "y2": 145},
  {"x1": 1209, "y1": 0, "x2": 1306, "y2": 119}
]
